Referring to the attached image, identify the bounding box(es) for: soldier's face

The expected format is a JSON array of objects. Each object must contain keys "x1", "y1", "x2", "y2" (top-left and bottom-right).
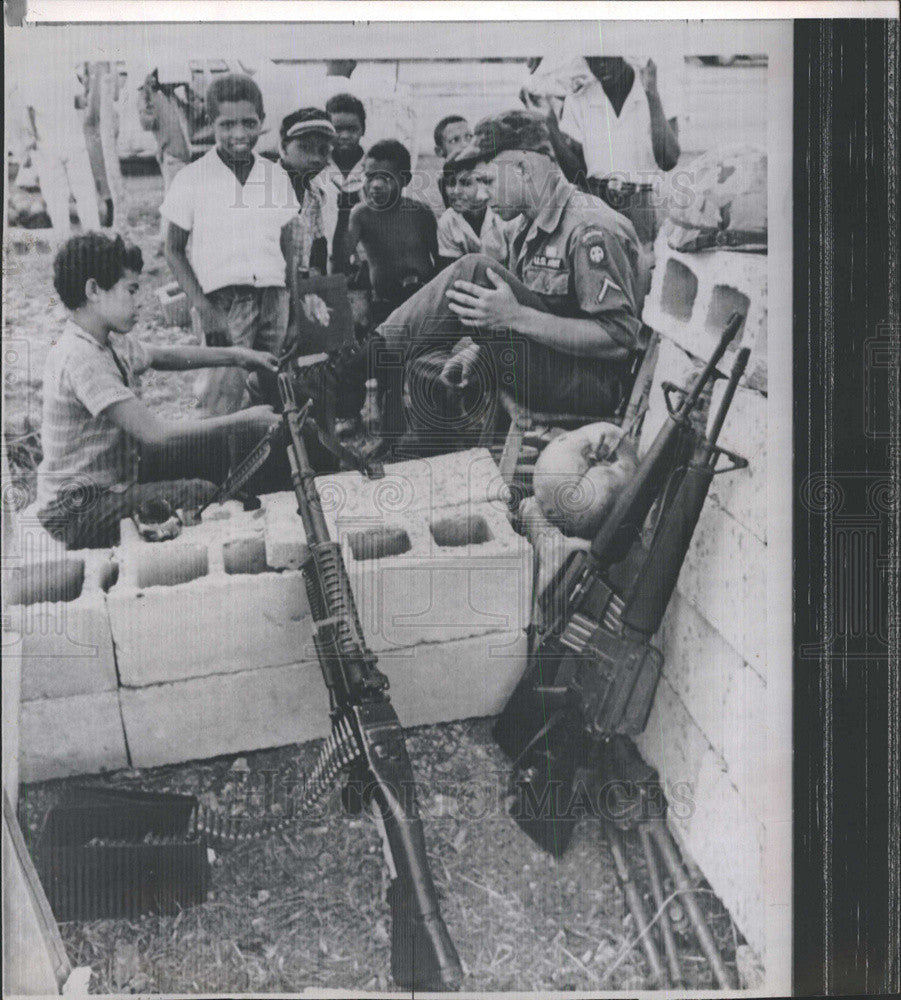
[{"x1": 478, "y1": 153, "x2": 527, "y2": 221}]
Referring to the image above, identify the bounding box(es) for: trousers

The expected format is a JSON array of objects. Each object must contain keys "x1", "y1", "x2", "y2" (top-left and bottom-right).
[
  {"x1": 373, "y1": 253, "x2": 629, "y2": 440},
  {"x1": 197, "y1": 285, "x2": 290, "y2": 415}
]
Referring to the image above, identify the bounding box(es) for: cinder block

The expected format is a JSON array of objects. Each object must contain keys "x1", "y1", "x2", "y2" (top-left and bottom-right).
[
  {"x1": 120, "y1": 662, "x2": 331, "y2": 768},
  {"x1": 120, "y1": 629, "x2": 528, "y2": 768},
  {"x1": 675, "y1": 502, "x2": 767, "y2": 670},
  {"x1": 156, "y1": 281, "x2": 191, "y2": 327},
  {"x1": 328, "y1": 501, "x2": 532, "y2": 652},
  {"x1": 3, "y1": 548, "x2": 119, "y2": 702},
  {"x1": 380, "y1": 629, "x2": 528, "y2": 728},
  {"x1": 707, "y1": 378, "x2": 767, "y2": 543},
  {"x1": 643, "y1": 238, "x2": 767, "y2": 392},
  {"x1": 20, "y1": 691, "x2": 129, "y2": 782},
  {"x1": 108, "y1": 570, "x2": 314, "y2": 686},
  {"x1": 264, "y1": 448, "x2": 508, "y2": 568}
]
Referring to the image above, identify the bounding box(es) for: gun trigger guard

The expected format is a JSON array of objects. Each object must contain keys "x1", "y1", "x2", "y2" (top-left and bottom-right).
[
  {"x1": 711, "y1": 444, "x2": 749, "y2": 475},
  {"x1": 661, "y1": 382, "x2": 687, "y2": 416}
]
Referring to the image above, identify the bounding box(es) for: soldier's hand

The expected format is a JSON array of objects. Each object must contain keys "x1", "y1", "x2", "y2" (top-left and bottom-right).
[{"x1": 446, "y1": 269, "x2": 520, "y2": 330}]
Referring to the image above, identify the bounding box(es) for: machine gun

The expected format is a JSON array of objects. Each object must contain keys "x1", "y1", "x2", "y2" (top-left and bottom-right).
[
  {"x1": 273, "y1": 370, "x2": 462, "y2": 991},
  {"x1": 493, "y1": 314, "x2": 749, "y2": 856}
]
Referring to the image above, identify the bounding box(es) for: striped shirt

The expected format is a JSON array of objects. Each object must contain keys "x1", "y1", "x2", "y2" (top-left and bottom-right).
[{"x1": 36, "y1": 321, "x2": 152, "y2": 510}]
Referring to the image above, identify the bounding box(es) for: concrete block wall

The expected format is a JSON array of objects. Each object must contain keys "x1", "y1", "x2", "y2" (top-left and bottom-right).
[
  {"x1": 14, "y1": 449, "x2": 529, "y2": 780},
  {"x1": 642, "y1": 232, "x2": 768, "y2": 393},
  {"x1": 635, "y1": 261, "x2": 768, "y2": 959}
]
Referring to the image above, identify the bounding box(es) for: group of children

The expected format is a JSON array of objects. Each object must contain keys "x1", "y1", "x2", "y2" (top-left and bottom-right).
[{"x1": 35, "y1": 72, "x2": 514, "y2": 545}]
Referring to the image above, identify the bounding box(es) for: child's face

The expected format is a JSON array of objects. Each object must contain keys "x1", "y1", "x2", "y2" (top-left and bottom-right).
[
  {"x1": 363, "y1": 158, "x2": 404, "y2": 209},
  {"x1": 439, "y1": 120, "x2": 472, "y2": 158},
  {"x1": 94, "y1": 269, "x2": 140, "y2": 333},
  {"x1": 330, "y1": 111, "x2": 364, "y2": 152},
  {"x1": 212, "y1": 99, "x2": 262, "y2": 161},
  {"x1": 445, "y1": 168, "x2": 487, "y2": 214},
  {"x1": 282, "y1": 133, "x2": 334, "y2": 178}
]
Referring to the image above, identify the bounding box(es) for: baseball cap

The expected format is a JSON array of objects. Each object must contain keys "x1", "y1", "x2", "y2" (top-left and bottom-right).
[
  {"x1": 457, "y1": 109, "x2": 555, "y2": 164},
  {"x1": 280, "y1": 107, "x2": 336, "y2": 144}
]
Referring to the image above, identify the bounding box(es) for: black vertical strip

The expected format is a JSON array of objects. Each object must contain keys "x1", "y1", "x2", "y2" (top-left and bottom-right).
[{"x1": 794, "y1": 18, "x2": 900, "y2": 996}]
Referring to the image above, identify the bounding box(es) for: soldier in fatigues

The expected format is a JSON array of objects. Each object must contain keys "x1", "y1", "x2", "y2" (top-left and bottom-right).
[{"x1": 368, "y1": 110, "x2": 649, "y2": 454}]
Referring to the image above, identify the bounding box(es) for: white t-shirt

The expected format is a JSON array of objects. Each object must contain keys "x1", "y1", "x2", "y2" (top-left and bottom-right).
[
  {"x1": 160, "y1": 147, "x2": 299, "y2": 294},
  {"x1": 559, "y1": 63, "x2": 682, "y2": 184},
  {"x1": 437, "y1": 206, "x2": 514, "y2": 265}
]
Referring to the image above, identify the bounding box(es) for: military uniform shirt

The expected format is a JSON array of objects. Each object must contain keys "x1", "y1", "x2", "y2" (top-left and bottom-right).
[{"x1": 508, "y1": 171, "x2": 649, "y2": 352}]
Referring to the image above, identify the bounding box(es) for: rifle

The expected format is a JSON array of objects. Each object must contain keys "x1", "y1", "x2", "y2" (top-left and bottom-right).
[
  {"x1": 275, "y1": 371, "x2": 462, "y2": 991},
  {"x1": 493, "y1": 316, "x2": 749, "y2": 856}
]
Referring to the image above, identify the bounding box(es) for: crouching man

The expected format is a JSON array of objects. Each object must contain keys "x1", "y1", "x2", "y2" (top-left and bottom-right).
[
  {"x1": 368, "y1": 110, "x2": 650, "y2": 457},
  {"x1": 36, "y1": 232, "x2": 281, "y2": 548}
]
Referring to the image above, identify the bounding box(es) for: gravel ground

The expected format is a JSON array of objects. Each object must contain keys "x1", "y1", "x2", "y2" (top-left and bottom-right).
[{"x1": 6, "y1": 171, "x2": 742, "y2": 994}]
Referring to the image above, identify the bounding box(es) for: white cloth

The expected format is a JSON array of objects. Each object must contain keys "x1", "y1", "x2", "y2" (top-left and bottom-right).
[
  {"x1": 315, "y1": 156, "x2": 364, "y2": 253},
  {"x1": 559, "y1": 61, "x2": 683, "y2": 184},
  {"x1": 436, "y1": 206, "x2": 514, "y2": 265},
  {"x1": 159, "y1": 147, "x2": 299, "y2": 294}
]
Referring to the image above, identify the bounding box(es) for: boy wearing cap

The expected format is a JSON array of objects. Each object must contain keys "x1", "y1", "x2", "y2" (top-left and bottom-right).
[
  {"x1": 367, "y1": 110, "x2": 648, "y2": 455},
  {"x1": 280, "y1": 108, "x2": 338, "y2": 276},
  {"x1": 161, "y1": 73, "x2": 299, "y2": 415}
]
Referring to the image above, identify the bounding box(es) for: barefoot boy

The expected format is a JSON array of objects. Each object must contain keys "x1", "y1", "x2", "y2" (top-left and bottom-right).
[
  {"x1": 345, "y1": 139, "x2": 438, "y2": 326},
  {"x1": 36, "y1": 232, "x2": 280, "y2": 548},
  {"x1": 161, "y1": 73, "x2": 299, "y2": 414}
]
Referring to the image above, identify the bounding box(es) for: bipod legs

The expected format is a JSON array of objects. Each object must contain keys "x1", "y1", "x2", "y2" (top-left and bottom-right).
[
  {"x1": 600, "y1": 736, "x2": 735, "y2": 990},
  {"x1": 604, "y1": 820, "x2": 670, "y2": 988}
]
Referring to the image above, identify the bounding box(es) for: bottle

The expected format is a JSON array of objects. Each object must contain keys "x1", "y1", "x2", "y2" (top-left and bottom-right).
[{"x1": 360, "y1": 379, "x2": 381, "y2": 437}]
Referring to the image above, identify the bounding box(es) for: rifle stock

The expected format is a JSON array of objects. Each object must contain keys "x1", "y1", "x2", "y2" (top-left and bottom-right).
[{"x1": 278, "y1": 374, "x2": 462, "y2": 991}]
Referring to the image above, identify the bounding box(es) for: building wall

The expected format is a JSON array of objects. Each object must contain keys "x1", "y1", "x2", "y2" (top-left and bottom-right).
[{"x1": 636, "y1": 238, "x2": 768, "y2": 959}]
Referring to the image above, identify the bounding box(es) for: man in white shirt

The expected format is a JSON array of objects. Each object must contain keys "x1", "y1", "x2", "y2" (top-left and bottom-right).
[{"x1": 524, "y1": 55, "x2": 682, "y2": 245}]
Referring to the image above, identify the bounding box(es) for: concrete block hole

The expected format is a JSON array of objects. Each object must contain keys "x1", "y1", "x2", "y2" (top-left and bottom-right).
[
  {"x1": 660, "y1": 259, "x2": 699, "y2": 321},
  {"x1": 705, "y1": 285, "x2": 749, "y2": 338},
  {"x1": 6, "y1": 558, "x2": 85, "y2": 605},
  {"x1": 430, "y1": 514, "x2": 493, "y2": 547},
  {"x1": 223, "y1": 537, "x2": 272, "y2": 575},
  {"x1": 347, "y1": 527, "x2": 412, "y2": 561},
  {"x1": 135, "y1": 545, "x2": 209, "y2": 589}
]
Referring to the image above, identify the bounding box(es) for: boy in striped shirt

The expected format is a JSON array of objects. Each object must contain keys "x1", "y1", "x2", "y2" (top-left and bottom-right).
[{"x1": 37, "y1": 232, "x2": 280, "y2": 548}]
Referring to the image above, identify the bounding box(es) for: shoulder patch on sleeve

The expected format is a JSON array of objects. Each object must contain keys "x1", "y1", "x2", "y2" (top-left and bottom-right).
[{"x1": 579, "y1": 226, "x2": 607, "y2": 245}]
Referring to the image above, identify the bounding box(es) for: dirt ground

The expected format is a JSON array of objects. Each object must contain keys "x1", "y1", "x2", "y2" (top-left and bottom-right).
[
  {"x1": 6, "y1": 171, "x2": 741, "y2": 993},
  {"x1": 20, "y1": 719, "x2": 741, "y2": 994}
]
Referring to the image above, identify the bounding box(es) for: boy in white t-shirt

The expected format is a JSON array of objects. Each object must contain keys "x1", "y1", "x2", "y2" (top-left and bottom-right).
[
  {"x1": 161, "y1": 73, "x2": 299, "y2": 414},
  {"x1": 436, "y1": 149, "x2": 515, "y2": 268}
]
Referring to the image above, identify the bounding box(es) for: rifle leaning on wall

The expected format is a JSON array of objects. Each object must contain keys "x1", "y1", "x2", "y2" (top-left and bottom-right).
[
  {"x1": 271, "y1": 371, "x2": 462, "y2": 991},
  {"x1": 493, "y1": 313, "x2": 750, "y2": 856}
]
